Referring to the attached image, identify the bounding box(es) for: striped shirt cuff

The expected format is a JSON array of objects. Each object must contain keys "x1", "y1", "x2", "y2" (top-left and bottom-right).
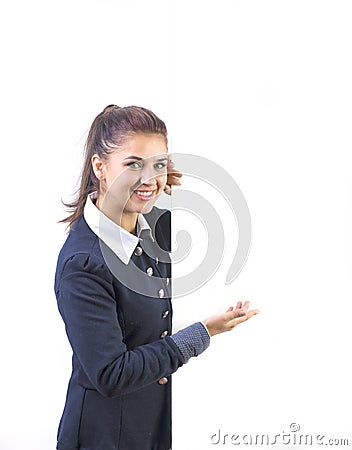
[{"x1": 170, "y1": 322, "x2": 211, "y2": 363}]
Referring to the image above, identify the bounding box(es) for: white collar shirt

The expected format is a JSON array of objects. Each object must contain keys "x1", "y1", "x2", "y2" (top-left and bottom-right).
[{"x1": 83, "y1": 192, "x2": 154, "y2": 265}]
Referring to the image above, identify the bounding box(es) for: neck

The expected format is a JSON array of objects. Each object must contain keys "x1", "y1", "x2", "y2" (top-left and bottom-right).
[
  {"x1": 121, "y1": 212, "x2": 139, "y2": 235},
  {"x1": 95, "y1": 194, "x2": 138, "y2": 235}
]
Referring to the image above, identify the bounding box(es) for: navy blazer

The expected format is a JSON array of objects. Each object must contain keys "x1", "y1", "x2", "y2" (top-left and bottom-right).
[{"x1": 54, "y1": 207, "x2": 184, "y2": 450}]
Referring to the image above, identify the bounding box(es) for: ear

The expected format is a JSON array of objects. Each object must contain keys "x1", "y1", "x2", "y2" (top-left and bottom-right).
[{"x1": 91, "y1": 154, "x2": 106, "y2": 180}]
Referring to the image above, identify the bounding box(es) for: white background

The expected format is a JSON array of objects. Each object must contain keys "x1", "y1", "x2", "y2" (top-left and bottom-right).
[{"x1": 1, "y1": 1, "x2": 351, "y2": 449}]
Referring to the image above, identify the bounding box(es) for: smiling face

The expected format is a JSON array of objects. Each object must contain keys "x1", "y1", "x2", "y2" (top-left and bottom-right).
[{"x1": 92, "y1": 133, "x2": 168, "y2": 229}]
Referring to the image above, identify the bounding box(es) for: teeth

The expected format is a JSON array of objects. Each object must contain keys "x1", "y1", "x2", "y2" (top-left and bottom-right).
[{"x1": 135, "y1": 190, "x2": 153, "y2": 197}]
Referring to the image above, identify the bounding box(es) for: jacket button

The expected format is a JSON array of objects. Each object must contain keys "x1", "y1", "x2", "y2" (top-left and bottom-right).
[
  {"x1": 158, "y1": 377, "x2": 168, "y2": 385},
  {"x1": 160, "y1": 330, "x2": 168, "y2": 338},
  {"x1": 155, "y1": 256, "x2": 159, "y2": 264},
  {"x1": 146, "y1": 267, "x2": 153, "y2": 276},
  {"x1": 162, "y1": 310, "x2": 169, "y2": 319},
  {"x1": 166, "y1": 277, "x2": 170, "y2": 285},
  {"x1": 134, "y1": 246, "x2": 143, "y2": 256},
  {"x1": 158, "y1": 288, "x2": 165, "y2": 298}
]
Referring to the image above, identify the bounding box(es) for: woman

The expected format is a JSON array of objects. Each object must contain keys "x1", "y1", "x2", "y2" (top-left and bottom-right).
[{"x1": 54, "y1": 104, "x2": 259, "y2": 450}]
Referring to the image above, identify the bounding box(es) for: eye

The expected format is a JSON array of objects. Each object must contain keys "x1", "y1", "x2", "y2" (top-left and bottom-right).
[
  {"x1": 154, "y1": 162, "x2": 167, "y2": 170},
  {"x1": 127, "y1": 161, "x2": 142, "y2": 169}
]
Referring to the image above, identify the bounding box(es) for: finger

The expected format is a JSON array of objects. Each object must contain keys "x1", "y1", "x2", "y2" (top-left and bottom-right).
[
  {"x1": 236, "y1": 309, "x2": 246, "y2": 317},
  {"x1": 168, "y1": 171, "x2": 183, "y2": 179},
  {"x1": 226, "y1": 306, "x2": 234, "y2": 312},
  {"x1": 167, "y1": 173, "x2": 182, "y2": 182},
  {"x1": 228, "y1": 309, "x2": 260, "y2": 327},
  {"x1": 168, "y1": 176, "x2": 182, "y2": 185},
  {"x1": 233, "y1": 304, "x2": 246, "y2": 318},
  {"x1": 167, "y1": 163, "x2": 182, "y2": 174},
  {"x1": 235, "y1": 301, "x2": 242, "y2": 310},
  {"x1": 246, "y1": 309, "x2": 260, "y2": 318},
  {"x1": 242, "y1": 300, "x2": 250, "y2": 312},
  {"x1": 167, "y1": 159, "x2": 175, "y2": 171},
  {"x1": 164, "y1": 184, "x2": 172, "y2": 195}
]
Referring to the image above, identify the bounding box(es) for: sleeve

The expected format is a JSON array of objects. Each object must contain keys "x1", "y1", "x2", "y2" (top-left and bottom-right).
[
  {"x1": 170, "y1": 322, "x2": 210, "y2": 363},
  {"x1": 55, "y1": 252, "x2": 185, "y2": 398}
]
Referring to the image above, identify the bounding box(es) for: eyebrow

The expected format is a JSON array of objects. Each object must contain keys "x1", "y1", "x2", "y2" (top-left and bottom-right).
[{"x1": 123, "y1": 155, "x2": 168, "y2": 161}]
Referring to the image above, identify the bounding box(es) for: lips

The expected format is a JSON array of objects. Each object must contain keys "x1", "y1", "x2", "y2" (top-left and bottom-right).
[{"x1": 132, "y1": 190, "x2": 156, "y2": 201}]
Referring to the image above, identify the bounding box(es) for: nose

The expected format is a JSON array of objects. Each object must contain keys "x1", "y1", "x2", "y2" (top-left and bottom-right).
[{"x1": 140, "y1": 165, "x2": 158, "y2": 186}]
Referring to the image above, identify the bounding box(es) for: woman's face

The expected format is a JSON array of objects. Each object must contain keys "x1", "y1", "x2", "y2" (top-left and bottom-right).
[{"x1": 93, "y1": 133, "x2": 168, "y2": 216}]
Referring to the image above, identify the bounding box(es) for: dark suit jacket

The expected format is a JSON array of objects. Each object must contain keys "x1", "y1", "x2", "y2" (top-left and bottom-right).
[{"x1": 54, "y1": 207, "x2": 184, "y2": 450}]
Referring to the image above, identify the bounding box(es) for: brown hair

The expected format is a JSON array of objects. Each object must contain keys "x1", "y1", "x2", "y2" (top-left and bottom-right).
[{"x1": 59, "y1": 104, "x2": 168, "y2": 229}]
